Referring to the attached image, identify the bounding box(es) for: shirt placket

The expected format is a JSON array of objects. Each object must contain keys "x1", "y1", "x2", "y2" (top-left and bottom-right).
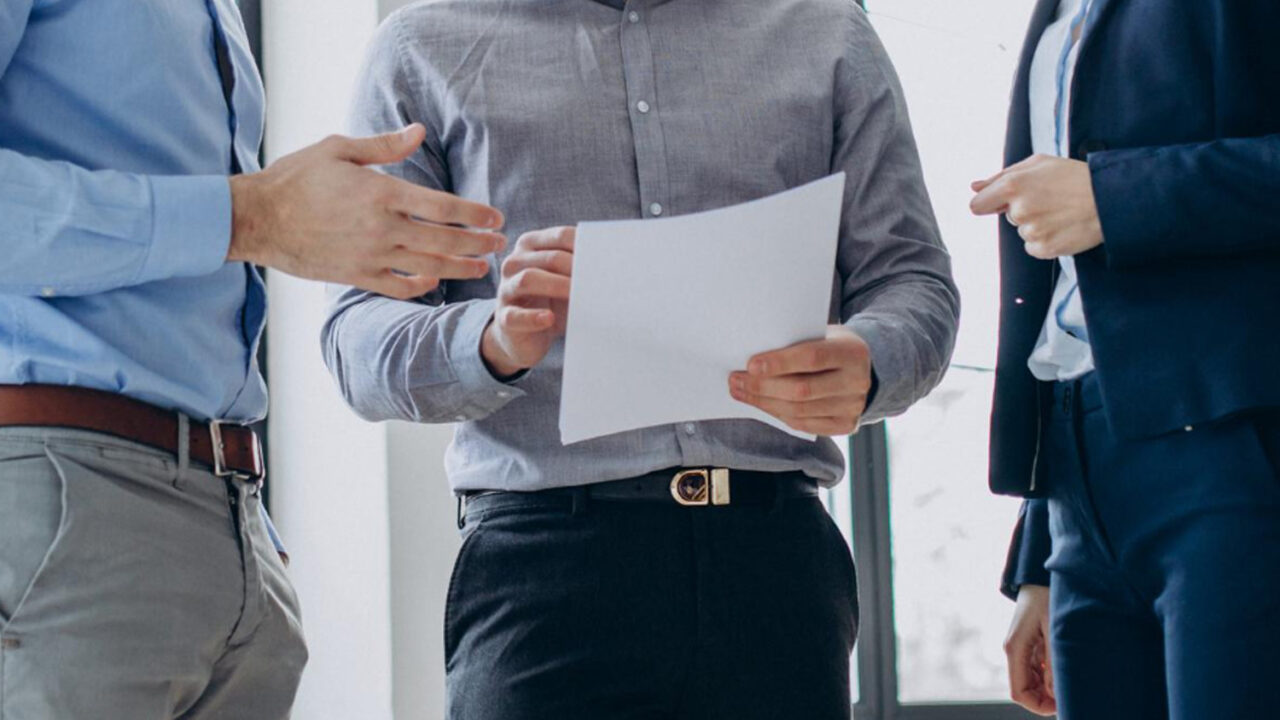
[
  {"x1": 619, "y1": 2, "x2": 671, "y2": 220},
  {"x1": 619, "y1": 3, "x2": 709, "y2": 464}
]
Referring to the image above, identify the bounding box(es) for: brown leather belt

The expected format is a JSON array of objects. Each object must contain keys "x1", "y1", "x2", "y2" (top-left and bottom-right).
[{"x1": 0, "y1": 384, "x2": 264, "y2": 485}]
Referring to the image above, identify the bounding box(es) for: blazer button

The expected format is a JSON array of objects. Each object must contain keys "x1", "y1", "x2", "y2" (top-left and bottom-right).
[{"x1": 1076, "y1": 139, "x2": 1108, "y2": 158}]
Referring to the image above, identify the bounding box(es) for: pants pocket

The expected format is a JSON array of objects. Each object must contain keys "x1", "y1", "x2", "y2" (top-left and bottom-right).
[
  {"x1": 0, "y1": 444, "x2": 69, "y2": 631},
  {"x1": 1248, "y1": 410, "x2": 1280, "y2": 497},
  {"x1": 817, "y1": 505, "x2": 860, "y2": 642},
  {"x1": 443, "y1": 517, "x2": 487, "y2": 668}
]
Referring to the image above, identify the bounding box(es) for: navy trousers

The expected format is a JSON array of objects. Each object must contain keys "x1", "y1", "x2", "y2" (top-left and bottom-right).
[
  {"x1": 443, "y1": 485, "x2": 858, "y2": 720},
  {"x1": 1044, "y1": 374, "x2": 1280, "y2": 720}
]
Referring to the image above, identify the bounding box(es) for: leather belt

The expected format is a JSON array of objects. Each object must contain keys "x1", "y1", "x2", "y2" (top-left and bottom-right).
[
  {"x1": 460, "y1": 467, "x2": 820, "y2": 527},
  {"x1": 0, "y1": 384, "x2": 265, "y2": 486}
]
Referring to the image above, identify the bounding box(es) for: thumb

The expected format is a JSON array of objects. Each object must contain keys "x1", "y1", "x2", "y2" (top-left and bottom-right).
[{"x1": 337, "y1": 124, "x2": 427, "y2": 166}]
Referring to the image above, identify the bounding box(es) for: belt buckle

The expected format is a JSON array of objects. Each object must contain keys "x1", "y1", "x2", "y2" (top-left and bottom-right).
[
  {"x1": 210, "y1": 420, "x2": 266, "y2": 494},
  {"x1": 670, "y1": 468, "x2": 732, "y2": 507}
]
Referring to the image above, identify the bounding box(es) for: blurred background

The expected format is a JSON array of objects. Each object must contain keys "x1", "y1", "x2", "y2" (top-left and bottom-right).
[{"x1": 254, "y1": 1, "x2": 1040, "y2": 718}]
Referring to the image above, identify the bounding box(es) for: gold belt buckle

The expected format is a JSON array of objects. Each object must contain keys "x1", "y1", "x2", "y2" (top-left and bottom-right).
[{"x1": 671, "y1": 468, "x2": 732, "y2": 507}]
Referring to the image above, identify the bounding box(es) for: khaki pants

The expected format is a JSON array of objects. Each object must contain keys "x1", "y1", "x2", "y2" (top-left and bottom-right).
[{"x1": 0, "y1": 427, "x2": 307, "y2": 719}]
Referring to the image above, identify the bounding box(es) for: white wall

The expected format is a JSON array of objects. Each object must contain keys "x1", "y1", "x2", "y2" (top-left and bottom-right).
[{"x1": 262, "y1": 2, "x2": 459, "y2": 719}]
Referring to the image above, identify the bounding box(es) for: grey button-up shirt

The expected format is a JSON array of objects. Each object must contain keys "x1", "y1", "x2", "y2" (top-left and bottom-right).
[{"x1": 323, "y1": 0, "x2": 959, "y2": 492}]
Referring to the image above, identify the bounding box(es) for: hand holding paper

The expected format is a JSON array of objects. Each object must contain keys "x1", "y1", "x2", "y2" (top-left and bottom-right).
[
  {"x1": 730, "y1": 324, "x2": 873, "y2": 438},
  {"x1": 481, "y1": 226, "x2": 575, "y2": 379},
  {"x1": 559, "y1": 173, "x2": 849, "y2": 445}
]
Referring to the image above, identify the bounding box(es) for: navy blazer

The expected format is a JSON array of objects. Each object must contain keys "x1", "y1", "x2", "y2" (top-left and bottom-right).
[{"x1": 993, "y1": 0, "x2": 1280, "y2": 595}]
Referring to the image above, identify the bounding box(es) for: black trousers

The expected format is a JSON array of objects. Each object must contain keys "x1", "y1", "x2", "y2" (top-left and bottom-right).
[{"x1": 444, "y1": 482, "x2": 858, "y2": 720}]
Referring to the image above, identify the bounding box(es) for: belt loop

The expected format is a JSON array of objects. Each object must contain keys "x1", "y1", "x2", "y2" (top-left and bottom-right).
[
  {"x1": 175, "y1": 413, "x2": 191, "y2": 487},
  {"x1": 570, "y1": 486, "x2": 590, "y2": 517},
  {"x1": 769, "y1": 477, "x2": 786, "y2": 515}
]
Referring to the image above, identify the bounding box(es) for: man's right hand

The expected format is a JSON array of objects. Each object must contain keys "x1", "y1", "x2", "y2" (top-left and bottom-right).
[
  {"x1": 227, "y1": 124, "x2": 505, "y2": 300},
  {"x1": 1005, "y1": 584, "x2": 1056, "y2": 716},
  {"x1": 480, "y1": 226, "x2": 575, "y2": 378}
]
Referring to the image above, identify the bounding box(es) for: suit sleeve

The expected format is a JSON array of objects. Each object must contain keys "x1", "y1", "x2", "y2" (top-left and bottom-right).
[
  {"x1": 832, "y1": 6, "x2": 960, "y2": 424},
  {"x1": 1091, "y1": 134, "x2": 1280, "y2": 268},
  {"x1": 1001, "y1": 498, "x2": 1052, "y2": 601},
  {"x1": 0, "y1": 2, "x2": 231, "y2": 297}
]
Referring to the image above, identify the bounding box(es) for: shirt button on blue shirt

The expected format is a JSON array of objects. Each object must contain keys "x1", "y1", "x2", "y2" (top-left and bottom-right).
[
  {"x1": 649, "y1": 202, "x2": 664, "y2": 217},
  {"x1": 628, "y1": 11, "x2": 640, "y2": 23},
  {"x1": 683, "y1": 423, "x2": 696, "y2": 435},
  {"x1": 636, "y1": 100, "x2": 651, "y2": 114}
]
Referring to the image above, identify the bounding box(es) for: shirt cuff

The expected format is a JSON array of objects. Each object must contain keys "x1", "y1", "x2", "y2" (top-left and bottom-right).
[
  {"x1": 446, "y1": 299, "x2": 529, "y2": 420},
  {"x1": 847, "y1": 315, "x2": 903, "y2": 424},
  {"x1": 141, "y1": 175, "x2": 233, "y2": 283},
  {"x1": 1000, "y1": 499, "x2": 1053, "y2": 601}
]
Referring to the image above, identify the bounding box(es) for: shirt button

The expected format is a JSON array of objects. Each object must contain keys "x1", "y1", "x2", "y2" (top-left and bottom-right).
[
  {"x1": 683, "y1": 423, "x2": 696, "y2": 435},
  {"x1": 628, "y1": 11, "x2": 640, "y2": 23},
  {"x1": 40, "y1": 287, "x2": 56, "y2": 298},
  {"x1": 497, "y1": 390, "x2": 511, "y2": 399},
  {"x1": 649, "y1": 202, "x2": 664, "y2": 217},
  {"x1": 1184, "y1": 425, "x2": 1194, "y2": 433},
  {"x1": 636, "y1": 100, "x2": 651, "y2": 114},
  {"x1": 1014, "y1": 297, "x2": 1025, "y2": 305}
]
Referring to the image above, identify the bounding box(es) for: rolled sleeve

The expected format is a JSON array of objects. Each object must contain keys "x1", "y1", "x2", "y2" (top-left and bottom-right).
[{"x1": 142, "y1": 174, "x2": 233, "y2": 283}]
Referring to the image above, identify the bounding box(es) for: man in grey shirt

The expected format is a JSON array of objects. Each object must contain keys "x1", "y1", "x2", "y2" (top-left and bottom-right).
[{"x1": 325, "y1": 1, "x2": 958, "y2": 717}]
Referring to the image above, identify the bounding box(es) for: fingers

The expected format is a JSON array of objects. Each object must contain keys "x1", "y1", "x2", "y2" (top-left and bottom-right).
[
  {"x1": 389, "y1": 182, "x2": 504, "y2": 230},
  {"x1": 496, "y1": 305, "x2": 556, "y2": 333},
  {"x1": 748, "y1": 340, "x2": 848, "y2": 377},
  {"x1": 970, "y1": 166, "x2": 1005, "y2": 193},
  {"x1": 1005, "y1": 601, "x2": 1058, "y2": 717},
  {"x1": 970, "y1": 175, "x2": 1015, "y2": 216},
  {"x1": 784, "y1": 416, "x2": 860, "y2": 437},
  {"x1": 332, "y1": 124, "x2": 427, "y2": 166},
  {"x1": 387, "y1": 220, "x2": 505, "y2": 258},
  {"x1": 362, "y1": 270, "x2": 441, "y2": 301},
  {"x1": 516, "y1": 226, "x2": 577, "y2": 253},
  {"x1": 387, "y1": 248, "x2": 490, "y2": 281},
  {"x1": 731, "y1": 368, "x2": 851, "y2": 402},
  {"x1": 1006, "y1": 631, "x2": 1048, "y2": 713},
  {"x1": 499, "y1": 268, "x2": 572, "y2": 304},
  {"x1": 733, "y1": 388, "x2": 861, "y2": 420},
  {"x1": 502, "y1": 249, "x2": 573, "y2": 279}
]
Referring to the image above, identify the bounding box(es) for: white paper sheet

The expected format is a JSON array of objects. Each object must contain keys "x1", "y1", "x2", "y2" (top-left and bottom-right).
[{"x1": 559, "y1": 173, "x2": 847, "y2": 445}]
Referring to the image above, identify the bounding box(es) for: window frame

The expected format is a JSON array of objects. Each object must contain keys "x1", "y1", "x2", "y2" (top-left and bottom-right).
[{"x1": 846, "y1": 424, "x2": 1040, "y2": 720}]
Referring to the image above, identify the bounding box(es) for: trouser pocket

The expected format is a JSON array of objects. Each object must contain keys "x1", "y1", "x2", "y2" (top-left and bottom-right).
[
  {"x1": 1249, "y1": 410, "x2": 1280, "y2": 497},
  {"x1": 0, "y1": 442, "x2": 68, "y2": 630}
]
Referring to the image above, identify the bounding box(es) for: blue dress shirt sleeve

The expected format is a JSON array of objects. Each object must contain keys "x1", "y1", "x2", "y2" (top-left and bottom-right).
[
  {"x1": 1, "y1": 5, "x2": 231, "y2": 297},
  {"x1": 0, "y1": 151, "x2": 232, "y2": 297}
]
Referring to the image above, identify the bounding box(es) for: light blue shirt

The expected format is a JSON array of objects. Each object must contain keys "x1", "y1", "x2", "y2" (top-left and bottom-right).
[
  {"x1": 1027, "y1": 0, "x2": 1097, "y2": 382},
  {"x1": 0, "y1": 0, "x2": 267, "y2": 423}
]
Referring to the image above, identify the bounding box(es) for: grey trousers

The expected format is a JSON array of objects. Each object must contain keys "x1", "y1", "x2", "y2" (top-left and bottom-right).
[{"x1": 0, "y1": 427, "x2": 307, "y2": 719}]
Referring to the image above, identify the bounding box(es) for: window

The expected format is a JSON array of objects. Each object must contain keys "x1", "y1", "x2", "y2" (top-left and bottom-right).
[{"x1": 832, "y1": 2, "x2": 1042, "y2": 718}]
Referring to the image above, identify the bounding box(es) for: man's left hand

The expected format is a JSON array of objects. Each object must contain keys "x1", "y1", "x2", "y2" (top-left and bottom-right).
[
  {"x1": 729, "y1": 325, "x2": 872, "y2": 437},
  {"x1": 970, "y1": 154, "x2": 1103, "y2": 260}
]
